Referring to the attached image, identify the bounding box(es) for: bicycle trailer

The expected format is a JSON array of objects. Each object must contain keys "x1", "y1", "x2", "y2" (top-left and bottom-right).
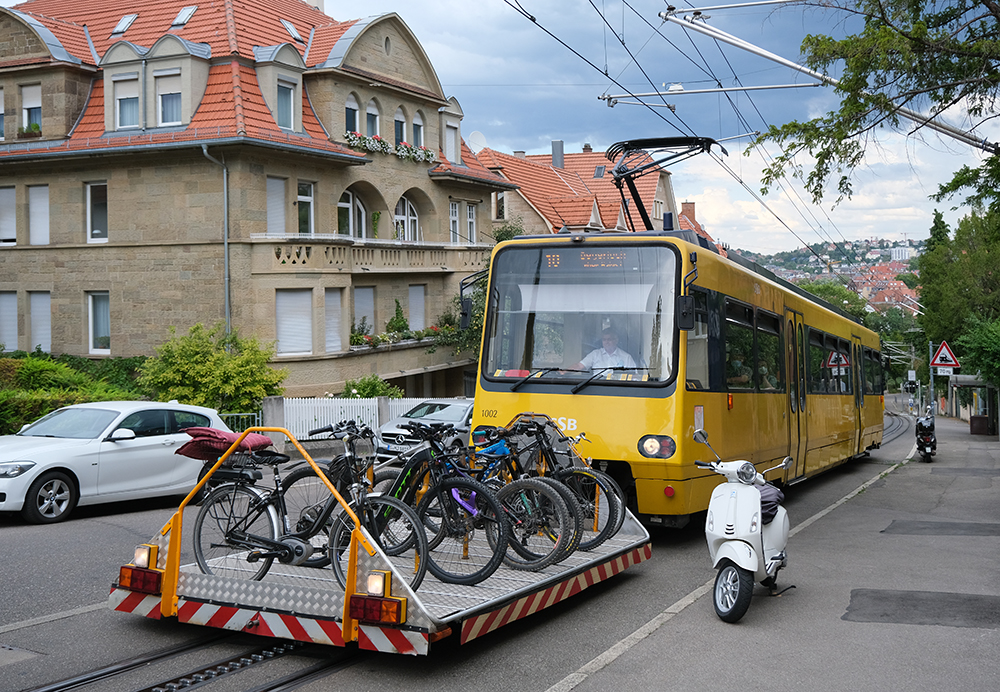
[{"x1": 109, "y1": 428, "x2": 651, "y2": 656}]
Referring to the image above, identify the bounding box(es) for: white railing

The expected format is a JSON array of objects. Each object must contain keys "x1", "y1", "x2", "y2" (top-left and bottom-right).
[{"x1": 281, "y1": 397, "x2": 428, "y2": 440}]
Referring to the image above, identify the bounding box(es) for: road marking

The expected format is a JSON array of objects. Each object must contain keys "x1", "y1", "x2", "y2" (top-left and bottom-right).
[
  {"x1": 545, "y1": 453, "x2": 914, "y2": 692},
  {"x1": 0, "y1": 602, "x2": 106, "y2": 635}
]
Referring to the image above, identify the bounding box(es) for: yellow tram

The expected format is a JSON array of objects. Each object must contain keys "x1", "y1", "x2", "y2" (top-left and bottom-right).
[{"x1": 469, "y1": 228, "x2": 884, "y2": 528}]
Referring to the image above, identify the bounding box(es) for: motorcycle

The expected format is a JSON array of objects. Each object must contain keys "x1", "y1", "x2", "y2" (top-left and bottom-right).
[
  {"x1": 915, "y1": 405, "x2": 936, "y2": 463},
  {"x1": 694, "y1": 429, "x2": 793, "y2": 623}
]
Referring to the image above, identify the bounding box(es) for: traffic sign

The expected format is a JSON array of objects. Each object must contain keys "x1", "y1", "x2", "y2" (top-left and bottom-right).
[
  {"x1": 930, "y1": 341, "x2": 960, "y2": 368},
  {"x1": 825, "y1": 351, "x2": 850, "y2": 368}
]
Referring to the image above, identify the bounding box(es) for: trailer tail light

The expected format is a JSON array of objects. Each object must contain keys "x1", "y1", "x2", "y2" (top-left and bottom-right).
[
  {"x1": 349, "y1": 570, "x2": 407, "y2": 625},
  {"x1": 119, "y1": 565, "x2": 163, "y2": 595}
]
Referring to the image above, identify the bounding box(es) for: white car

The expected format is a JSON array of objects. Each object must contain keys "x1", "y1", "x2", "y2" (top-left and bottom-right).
[
  {"x1": 376, "y1": 398, "x2": 474, "y2": 462},
  {"x1": 0, "y1": 401, "x2": 231, "y2": 524}
]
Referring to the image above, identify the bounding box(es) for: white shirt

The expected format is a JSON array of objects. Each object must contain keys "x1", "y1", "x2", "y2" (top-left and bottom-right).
[{"x1": 579, "y1": 346, "x2": 637, "y2": 370}]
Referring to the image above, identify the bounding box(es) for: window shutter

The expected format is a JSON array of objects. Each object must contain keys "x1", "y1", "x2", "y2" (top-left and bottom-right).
[
  {"x1": 325, "y1": 288, "x2": 342, "y2": 352},
  {"x1": 354, "y1": 287, "x2": 375, "y2": 334},
  {"x1": 275, "y1": 289, "x2": 312, "y2": 354},
  {"x1": 29, "y1": 291, "x2": 50, "y2": 352},
  {"x1": 28, "y1": 186, "x2": 49, "y2": 245},
  {"x1": 267, "y1": 177, "x2": 285, "y2": 235},
  {"x1": 0, "y1": 188, "x2": 15, "y2": 243},
  {"x1": 408, "y1": 285, "x2": 425, "y2": 331},
  {"x1": 0, "y1": 292, "x2": 16, "y2": 348}
]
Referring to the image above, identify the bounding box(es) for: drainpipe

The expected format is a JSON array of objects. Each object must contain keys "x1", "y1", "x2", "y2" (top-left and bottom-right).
[
  {"x1": 201, "y1": 145, "x2": 231, "y2": 333},
  {"x1": 141, "y1": 59, "x2": 147, "y2": 131}
]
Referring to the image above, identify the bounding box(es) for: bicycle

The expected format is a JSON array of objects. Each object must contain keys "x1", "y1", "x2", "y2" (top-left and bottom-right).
[{"x1": 192, "y1": 431, "x2": 429, "y2": 590}]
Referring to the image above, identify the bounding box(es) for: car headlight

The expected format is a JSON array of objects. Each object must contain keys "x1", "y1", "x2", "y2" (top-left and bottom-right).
[{"x1": 0, "y1": 461, "x2": 36, "y2": 478}]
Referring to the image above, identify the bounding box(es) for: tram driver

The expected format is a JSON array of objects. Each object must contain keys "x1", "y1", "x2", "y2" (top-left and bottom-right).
[{"x1": 571, "y1": 328, "x2": 637, "y2": 371}]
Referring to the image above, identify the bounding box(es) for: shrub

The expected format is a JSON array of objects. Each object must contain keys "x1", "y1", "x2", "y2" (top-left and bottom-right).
[
  {"x1": 386, "y1": 299, "x2": 409, "y2": 333},
  {"x1": 341, "y1": 374, "x2": 403, "y2": 398},
  {"x1": 15, "y1": 358, "x2": 90, "y2": 390}
]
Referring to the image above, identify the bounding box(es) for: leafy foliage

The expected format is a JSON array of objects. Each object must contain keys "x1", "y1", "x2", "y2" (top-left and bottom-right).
[
  {"x1": 428, "y1": 284, "x2": 486, "y2": 357},
  {"x1": 490, "y1": 215, "x2": 526, "y2": 244},
  {"x1": 137, "y1": 323, "x2": 286, "y2": 413},
  {"x1": 796, "y1": 279, "x2": 870, "y2": 322},
  {"x1": 341, "y1": 374, "x2": 403, "y2": 398},
  {"x1": 756, "y1": 1, "x2": 1000, "y2": 209},
  {"x1": 956, "y1": 316, "x2": 1000, "y2": 386},
  {"x1": 386, "y1": 299, "x2": 410, "y2": 333}
]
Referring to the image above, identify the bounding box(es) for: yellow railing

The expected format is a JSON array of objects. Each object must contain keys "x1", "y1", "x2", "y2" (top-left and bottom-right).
[{"x1": 156, "y1": 427, "x2": 375, "y2": 643}]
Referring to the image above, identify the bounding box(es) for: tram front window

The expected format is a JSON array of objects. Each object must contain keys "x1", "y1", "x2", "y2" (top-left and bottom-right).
[{"x1": 484, "y1": 244, "x2": 678, "y2": 385}]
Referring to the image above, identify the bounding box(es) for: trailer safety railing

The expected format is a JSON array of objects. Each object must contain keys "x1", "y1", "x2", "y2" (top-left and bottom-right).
[{"x1": 154, "y1": 427, "x2": 375, "y2": 644}]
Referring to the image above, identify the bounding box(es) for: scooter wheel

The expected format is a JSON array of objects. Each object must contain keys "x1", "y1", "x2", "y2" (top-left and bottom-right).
[{"x1": 714, "y1": 561, "x2": 754, "y2": 623}]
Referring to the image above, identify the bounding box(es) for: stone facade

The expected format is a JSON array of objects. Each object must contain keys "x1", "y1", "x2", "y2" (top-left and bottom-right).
[{"x1": 0, "y1": 3, "x2": 513, "y2": 399}]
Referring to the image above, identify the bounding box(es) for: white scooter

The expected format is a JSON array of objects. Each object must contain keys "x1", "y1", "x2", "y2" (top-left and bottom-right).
[{"x1": 694, "y1": 429, "x2": 794, "y2": 622}]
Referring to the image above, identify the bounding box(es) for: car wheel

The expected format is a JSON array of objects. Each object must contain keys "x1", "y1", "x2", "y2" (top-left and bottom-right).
[{"x1": 21, "y1": 471, "x2": 78, "y2": 524}]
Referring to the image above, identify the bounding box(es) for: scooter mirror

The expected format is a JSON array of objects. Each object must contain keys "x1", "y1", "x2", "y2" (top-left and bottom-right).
[
  {"x1": 781, "y1": 456, "x2": 794, "y2": 469},
  {"x1": 693, "y1": 429, "x2": 708, "y2": 445}
]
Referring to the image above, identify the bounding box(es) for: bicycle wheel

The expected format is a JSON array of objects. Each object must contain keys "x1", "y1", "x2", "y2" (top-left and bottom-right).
[
  {"x1": 328, "y1": 494, "x2": 429, "y2": 591},
  {"x1": 416, "y1": 477, "x2": 510, "y2": 586},
  {"x1": 495, "y1": 478, "x2": 572, "y2": 571},
  {"x1": 533, "y1": 475, "x2": 583, "y2": 563},
  {"x1": 553, "y1": 468, "x2": 622, "y2": 551},
  {"x1": 193, "y1": 484, "x2": 279, "y2": 581},
  {"x1": 282, "y1": 466, "x2": 339, "y2": 568},
  {"x1": 597, "y1": 468, "x2": 628, "y2": 535}
]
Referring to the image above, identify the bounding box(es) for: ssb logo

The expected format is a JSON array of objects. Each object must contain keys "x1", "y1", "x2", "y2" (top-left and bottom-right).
[{"x1": 555, "y1": 417, "x2": 578, "y2": 432}]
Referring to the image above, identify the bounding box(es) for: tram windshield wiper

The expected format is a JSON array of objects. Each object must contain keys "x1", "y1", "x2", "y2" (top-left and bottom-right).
[
  {"x1": 571, "y1": 367, "x2": 649, "y2": 394},
  {"x1": 510, "y1": 368, "x2": 563, "y2": 392}
]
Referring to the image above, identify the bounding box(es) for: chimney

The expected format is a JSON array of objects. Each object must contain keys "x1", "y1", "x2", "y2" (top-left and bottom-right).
[
  {"x1": 514, "y1": 151, "x2": 526, "y2": 158},
  {"x1": 551, "y1": 140, "x2": 564, "y2": 169},
  {"x1": 681, "y1": 201, "x2": 696, "y2": 224},
  {"x1": 583, "y1": 143, "x2": 593, "y2": 153},
  {"x1": 305, "y1": 0, "x2": 325, "y2": 12}
]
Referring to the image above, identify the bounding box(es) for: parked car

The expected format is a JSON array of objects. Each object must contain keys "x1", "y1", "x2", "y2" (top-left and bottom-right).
[
  {"x1": 376, "y1": 398, "x2": 474, "y2": 463},
  {"x1": 0, "y1": 401, "x2": 231, "y2": 524}
]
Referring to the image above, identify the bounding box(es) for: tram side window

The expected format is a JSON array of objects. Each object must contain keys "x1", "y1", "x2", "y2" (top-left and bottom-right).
[
  {"x1": 686, "y1": 290, "x2": 710, "y2": 390},
  {"x1": 864, "y1": 348, "x2": 883, "y2": 394},
  {"x1": 807, "y1": 329, "x2": 827, "y2": 393},
  {"x1": 831, "y1": 338, "x2": 852, "y2": 395},
  {"x1": 725, "y1": 300, "x2": 754, "y2": 390},
  {"x1": 756, "y1": 311, "x2": 784, "y2": 392}
]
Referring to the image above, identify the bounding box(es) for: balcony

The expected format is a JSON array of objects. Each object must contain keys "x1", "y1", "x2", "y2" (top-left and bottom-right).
[{"x1": 249, "y1": 234, "x2": 491, "y2": 274}]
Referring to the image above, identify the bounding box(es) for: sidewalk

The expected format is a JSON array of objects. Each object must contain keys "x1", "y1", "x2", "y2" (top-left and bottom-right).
[{"x1": 561, "y1": 415, "x2": 1000, "y2": 692}]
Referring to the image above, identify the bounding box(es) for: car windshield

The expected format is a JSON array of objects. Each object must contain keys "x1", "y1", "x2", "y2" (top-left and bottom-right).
[
  {"x1": 404, "y1": 402, "x2": 469, "y2": 423},
  {"x1": 19, "y1": 408, "x2": 120, "y2": 439}
]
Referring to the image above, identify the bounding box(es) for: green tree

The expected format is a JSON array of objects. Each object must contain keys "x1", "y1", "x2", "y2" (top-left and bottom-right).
[
  {"x1": 138, "y1": 323, "x2": 286, "y2": 413},
  {"x1": 490, "y1": 216, "x2": 526, "y2": 244},
  {"x1": 756, "y1": 1, "x2": 1000, "y2": 209},
  {"x1": 957, "y1": 316, "x2": 1000, "y2": 386},
  {"x1": 796, "y1": 279, "x2": 869, "y2": 322},
  {"x1": 895, "y1": 273, "x2": 919, "y2": 289},
  {"x1": 341, "y1": 374, "x2": 403, "y2": 398}
]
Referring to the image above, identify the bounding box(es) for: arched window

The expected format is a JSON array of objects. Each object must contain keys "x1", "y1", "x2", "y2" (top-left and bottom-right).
[
  {"x1": 345, "y1": 94, "x2": 359, "y2": 133},
  {"x1": 394, "y1": 107, "x2": 406, "y2": 145},
  {"x1": 338, "y1": 191, "x2": 368, "y2": 238},
  {"x1": 412, "y1": 112, "x2": 424, "y2": 148},
  {"x1": 366, "y1": 99, "x2": 380, "y2": 137},
  {"x1": 394, "y1": 196, "x2": 419, "y2": 241}
]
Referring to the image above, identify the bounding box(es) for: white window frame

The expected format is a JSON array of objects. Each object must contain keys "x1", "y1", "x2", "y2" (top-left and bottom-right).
[
  {"x1": 394, "y1": 108, "x2": 406, "y2": 145},
  {"x1": 29, "y1": 291, "x2": 50, "y2": 353},
  {"x1": 276, "y1": 80, "x2": 294, "y2": 130},
  {"x1": 338, "y1": 190, "x2": 367, "y2": 238},
  {"x1": 266, "y1": 176, "x2": 286, "y2": 235},
  {"x1": 394, "y1": 196, "x2": 419, "y2": 241},
  {"x1": 28, "y1": 185, "x2": 48, "y2": 246},
  {"x1": 345, "y1": 94, "x2": 359, "y2": 133},
  {"x1": 297, "y1": 181, "x2": 314, "y2": 235},
  {"x1": 156, "y1": 73, "x2": 182, "y2": 126},
  {"x1": 275, "y1": 288, "x2": 313, "y2": 355},
  {"x1": 87, "y1": 182, "x2": 108, "y2": 243},
  {"x1": 21, "y1": 84, "x2": 41, "y2": 130},
  {"x1": 494, "y1": 191, "x2": 506, "y2": 221},
  {"x1": 449, "y1": 201, "x2": 460, "y2": 243},
  {"x1": 325, "y1": 288, "x2": 343, "y2": 353},
  {"x1": 408, "y1": 285, "x2": 425, "y2": 331},
  {"x1": 0, "y1": 291, "x2": 17, "y2": 349},
  {"x1": 366, "y1": 100, "x2": 379, "y2": 137},
  {"x1": 0, "y1": 187, "x2": 15, "y2": 245},
  {"x1": 88, "y1": 291, "x2": 110, "y2": 354},
  {"x1": 412, "y1": 112, "x2": 423, "y2": 148},
  {"x1": 467, "y1": 203, "x2": 477, "y2": 244},
  {"x1": 445, "y1": 124, "x2": 459, "y2": 163},
  {"x1": 114, "y1": 78, "x2": 139, "y2": 130}
]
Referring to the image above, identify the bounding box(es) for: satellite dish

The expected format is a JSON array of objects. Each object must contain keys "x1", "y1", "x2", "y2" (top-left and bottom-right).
[{"x1": 467, "y1": 131, "x2": 488, "y2": 153}]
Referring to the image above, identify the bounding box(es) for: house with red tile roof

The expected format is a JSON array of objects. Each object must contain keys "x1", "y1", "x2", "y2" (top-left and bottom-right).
[
  {"x1": 0, "y1": 0, "x2": 514, "y2": 397},
  {"x1": 475, "y1": 141, "x2": 678, "y2": 235}
]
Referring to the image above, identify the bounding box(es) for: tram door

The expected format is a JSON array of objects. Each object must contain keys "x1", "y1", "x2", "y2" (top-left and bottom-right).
[
  {"x1": 852, "y1": 335, "x2": 864, "y2": 456},
  {"x1": 785, "y1": 309, "x2": 808, "y2": 480}
]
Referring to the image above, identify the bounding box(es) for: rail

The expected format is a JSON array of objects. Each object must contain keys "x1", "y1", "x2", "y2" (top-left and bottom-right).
[{"x1": 155, "y1": 426, "x2": 375, "y2": 644}]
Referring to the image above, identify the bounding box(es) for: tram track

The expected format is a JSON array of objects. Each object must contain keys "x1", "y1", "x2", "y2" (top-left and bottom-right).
[{"x1": 20, "y1": 634, "x2": 364, "y2": 692}]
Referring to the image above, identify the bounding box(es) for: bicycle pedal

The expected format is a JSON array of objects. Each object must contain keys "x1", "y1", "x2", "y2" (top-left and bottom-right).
[{"x1": 247, "y1": 551, "x2": 263, "y2": 563}]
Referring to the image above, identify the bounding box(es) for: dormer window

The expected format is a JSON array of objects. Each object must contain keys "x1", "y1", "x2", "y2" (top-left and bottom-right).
[
  {"x1": 112, "y1": 75, "x2": 139, "y2": 129},
  {"x1": 21, "y1": 84, "x2": 41, "y2": 130},
  {"x1": 112, "y1": 14, "x2": 138, "y2": 35},
  {"x1": 280, "y1": 19, "x2": 304, "y2": 43},
  {"x1": 593, "y1": 165, "x2": 606, "y2": 178},
  {"x1": 172, "y1": 6, "x2": 197, "y2": 26},
  {"x1": 276, "y1": 80, "x2": 294, "y2": 129},
  {"x1": 156, "y1": 72, "x2": 182, "y2": 126}
]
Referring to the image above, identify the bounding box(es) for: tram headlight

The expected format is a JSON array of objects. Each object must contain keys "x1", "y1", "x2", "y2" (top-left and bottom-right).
[
  {"x1": 737, "y1": 462, "x2": 757, "y2": 484},
  {"x1": 638, "y1": 435, "x2": 676, "y2": 459}
]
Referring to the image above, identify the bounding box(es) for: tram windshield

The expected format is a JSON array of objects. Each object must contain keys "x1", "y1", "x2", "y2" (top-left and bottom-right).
[{"x1": 483, "y1": 244, "x2": 678, "y2": 386}]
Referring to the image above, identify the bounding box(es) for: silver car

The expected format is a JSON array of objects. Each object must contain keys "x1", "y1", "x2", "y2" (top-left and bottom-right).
[
  {"x1": 376, "y1": 398, "x2": 474, "y2": 462},
  {"x1": 0, "y1": 401, "x2": 231, "y2": 524}
]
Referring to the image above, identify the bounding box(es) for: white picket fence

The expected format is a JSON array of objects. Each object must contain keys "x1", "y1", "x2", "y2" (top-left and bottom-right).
[{"x1": 280, "y1": 397, "x2": 428, "y2": 440}]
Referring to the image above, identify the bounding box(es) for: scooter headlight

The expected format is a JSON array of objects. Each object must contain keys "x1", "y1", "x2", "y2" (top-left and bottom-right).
[{"x1": 737, "y1": 462, "x2": 757, "y2": 484}]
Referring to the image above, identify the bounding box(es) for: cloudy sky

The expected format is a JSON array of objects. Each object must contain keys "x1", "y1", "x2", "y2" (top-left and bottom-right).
[{"x1": 5, "y1": 0, "x2": 993, "y2": 255}]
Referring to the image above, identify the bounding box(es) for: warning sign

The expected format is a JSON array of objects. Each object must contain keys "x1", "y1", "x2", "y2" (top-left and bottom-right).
[
  {"x1": 930, "y1": 341, "x2": 960, "y2": 368},
  {"x1": 825, "y1": 351, "x2": 850, "y2": 368}
]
